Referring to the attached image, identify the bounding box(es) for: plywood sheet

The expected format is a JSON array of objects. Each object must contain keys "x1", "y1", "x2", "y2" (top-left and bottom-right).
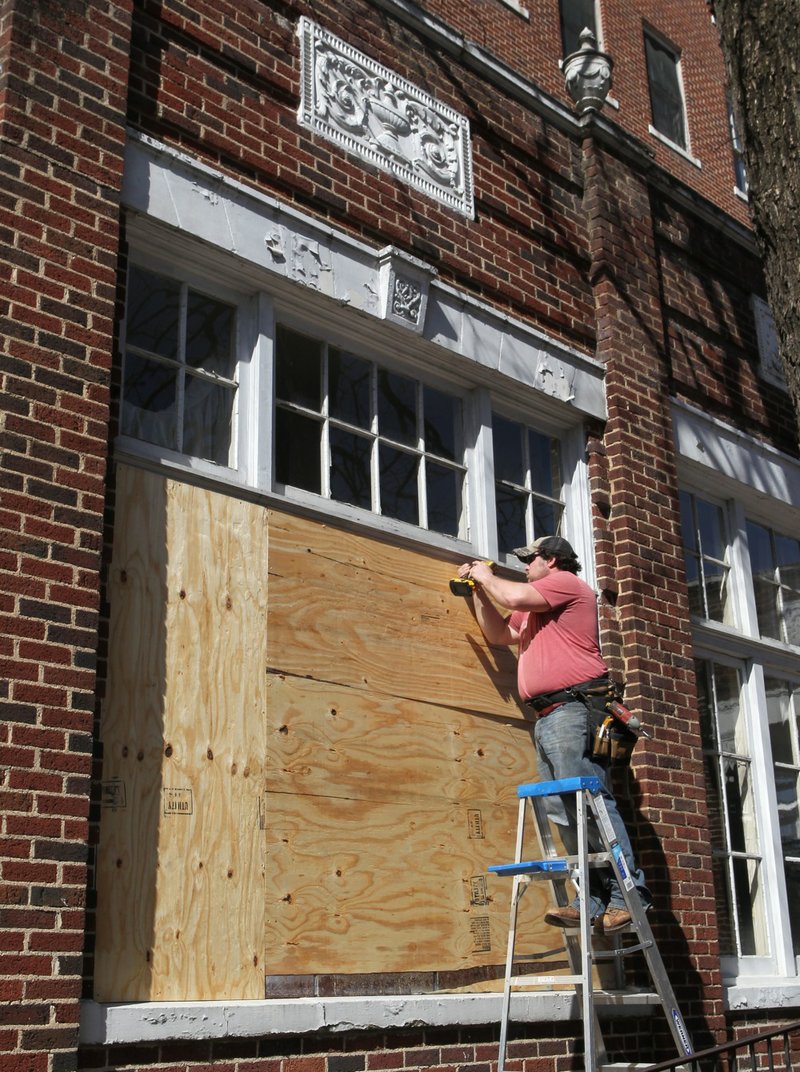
[{"x1": 94, "y1": 466, "x2": 268, "y2": 1000}]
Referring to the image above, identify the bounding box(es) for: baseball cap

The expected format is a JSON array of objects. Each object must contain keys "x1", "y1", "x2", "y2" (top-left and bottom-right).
[{"x1": 513, "y1": 535, "x2": 578, "y2": 562}]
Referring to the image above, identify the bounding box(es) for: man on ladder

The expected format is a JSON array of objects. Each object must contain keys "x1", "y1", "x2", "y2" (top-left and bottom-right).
[{"x1": 457, "y1": 536, "x2": 652, "y2": 932}]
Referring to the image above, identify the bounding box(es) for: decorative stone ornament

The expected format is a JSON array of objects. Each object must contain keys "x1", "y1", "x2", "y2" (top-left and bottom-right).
[
  {"x1": 562, "y1": 28, "x2": 614, "y2": 115},
  {"x1": 297, "y1": 17, "x2": 474, "y2": 218},
  {"x1": 377, "y1": 246, "x2": 437, "y2": 333}
]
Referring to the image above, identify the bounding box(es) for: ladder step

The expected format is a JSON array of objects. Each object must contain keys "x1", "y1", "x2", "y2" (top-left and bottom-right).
[
  {"x1": 488, "y1": 859, "x2": 569, "y2": 876},
  {"x1": 516, "y1": 775, "x2": 602, "y2": 798}
]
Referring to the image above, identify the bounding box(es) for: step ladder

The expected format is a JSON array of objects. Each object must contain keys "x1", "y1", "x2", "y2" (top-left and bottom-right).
[{"x1": 488, "y1": 776, "x2": 694, "y2": 1072}]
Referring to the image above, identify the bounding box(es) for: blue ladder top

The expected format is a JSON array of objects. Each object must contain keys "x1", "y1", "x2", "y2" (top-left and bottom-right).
[
  {"x1": 516, "y1": 776, "x2": 602, "y2": 799},
  {"x1": 488, "y1": 859, "x2": 569, "y2": 877}
]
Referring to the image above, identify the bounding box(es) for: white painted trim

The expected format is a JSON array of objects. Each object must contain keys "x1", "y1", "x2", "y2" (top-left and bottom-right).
[{"x1": 79, "y1": 991, "x2": 661, "y2": 1045}]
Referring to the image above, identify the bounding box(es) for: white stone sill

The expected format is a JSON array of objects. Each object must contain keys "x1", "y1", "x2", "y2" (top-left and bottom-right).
[{"x1": 80, "y1": 992, "x2": 658, "y2": 1045}]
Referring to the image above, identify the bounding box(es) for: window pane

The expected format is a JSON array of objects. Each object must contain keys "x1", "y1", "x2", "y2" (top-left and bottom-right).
[
  {"x1": 532, "y1": 497, "x2": 560, "y2": 537},
  {"x1": 426, "y1": 461, "x2": 461, "y2": 537},
  {"x1": 330, "y1": 349, "x2": 371, "y2": 429},
  {"x1": 379, "y1": 445, "x2": 418, "y2": 525},
  {"x1": 493, "y1": 415, "x2": 524, "y2": 485},
  {"x1": 697, "y1": 499, "x2": 726, "y2": 560},
  {"x1": 423, "y1": 387, "x2": 458, "y2": 462},
  {"x1": 378, "y1": 369, "x2": 416, "y2": 446},
  {"x1": 275, "y1": 408, "x2": 321, "y2": 493},
  {"x1": 560, "y1": 0, "x2": 596, "y2": 56},
  {"x1": 747, "y1": 520, "x2": 773, "y2": 577},
  {"x1": 713, "y1": 663, "x2": 742, "y2": 752},
  {"x1": 766, "y1": 677, "x2": 793, "y2": 763},
  {"x1": 784, "y1": 589, "x2": 800, "y2": 646},
  {"x1": 330, "y1": 427, "x2": 372, "y2": 509},
  {"x1": 704, "y1": 560, "x2": 731, "y2": 624},
  {"x1": 183, "y1": 376, "x2": 234, "y2": 465},
  {"x1": 732, "y1": 856, "x2": 762, "y2": 956},
  {"x1": 185, "y1": 291, "x2": 235, "y2": 376},
  {"x1": 127, "y1": 266, "x2": 180, "y2": 359},
  {"x1": 684, "y1": 553, "x2": 703, "y2": 617},
  {"x1": 753, "y1": 577, "x2": 781, "y2": 640},
  {"x1": 122, "y1": 353, "x2": 178, "y2": 449},
  {"x1": 679, "y1": 491, "x2": 696, "y2": 550},
  {"x1": 529, "y1": 430, "x2": 559, "y2": 498},
  {"x1": 725, "y1": 757, "x2": 758, "y2": 855},
  {"x1": 645, "y1": 35, "x2": 686, "y2": 148},
  {"x1": 785, "y1": 861, "x2": 800, "y2": 956},
  {"x1": 776, "y1": 535, "x2": 800, "y2": 596},
  {"x1": 276, "y1": 325, "x2": 322, "y2": 410},
  {"x1": 496, "y1": 485, "x2": 527, "y2": 556},
  {"x1": 774, "y1": 766, "x2": 800, "y2": 849}
]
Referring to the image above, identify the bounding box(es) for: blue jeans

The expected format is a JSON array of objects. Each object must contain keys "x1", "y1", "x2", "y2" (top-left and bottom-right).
[{"x1": 533, "y1": 700, "x2": 652, "y2": 917}]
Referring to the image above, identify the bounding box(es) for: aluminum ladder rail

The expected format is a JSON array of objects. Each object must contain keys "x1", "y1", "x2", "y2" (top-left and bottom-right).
[{"x1": 488, "y1": 776, "x2": 695, "y2": 1072}]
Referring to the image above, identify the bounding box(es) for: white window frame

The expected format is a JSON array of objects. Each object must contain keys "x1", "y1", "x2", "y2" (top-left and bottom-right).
[{"x1": 678, "y1": 429, "x2": 800, "y2": 999}]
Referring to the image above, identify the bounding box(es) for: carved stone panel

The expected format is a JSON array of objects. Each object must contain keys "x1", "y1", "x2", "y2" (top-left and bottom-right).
[{"x1": 297, "y1": 17, "x2": 474, "y2": 219}]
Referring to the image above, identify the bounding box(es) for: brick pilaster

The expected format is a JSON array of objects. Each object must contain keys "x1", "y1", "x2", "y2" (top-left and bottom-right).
[{"x1": 0, "y1": 2, "x2": 133, "y2": 1069}]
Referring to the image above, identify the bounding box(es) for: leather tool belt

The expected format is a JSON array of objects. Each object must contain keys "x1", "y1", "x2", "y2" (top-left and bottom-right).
[{"x1": 525, "y1": 676, "x2": 612, "y2": 717}]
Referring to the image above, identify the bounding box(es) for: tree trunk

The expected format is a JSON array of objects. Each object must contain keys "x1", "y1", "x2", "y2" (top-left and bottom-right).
[{"x1": 712, "y1": 0, "x2": 800, "y2": 445}]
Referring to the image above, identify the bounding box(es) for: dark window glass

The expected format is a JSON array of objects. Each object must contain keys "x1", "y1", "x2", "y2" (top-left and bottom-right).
[
  {"x1": 186, "y1": 292, "x2": 235, "y2": 376},
  {"x1": 378, "y1": 369, "x2": 417, "y2": 447},
  {"x1": 645, "y1": 34, "x2": 687, "y2": 149},
  {"x1": 426, "y1": 461, "x2": 460, "y2": 537},
  {"x1": 127, "y1": 266, "x2": 180, "y2": 359},
  {"x1": 122, "y1": 353, "x2": 178, "y2": 449},
  {"x1": 275, "y1": 325, "x2": 322, "y2": 410},
  {"x1": 275, "y1": 408, "x2": 321, "y2": 493},
  {"x1": 560, "y1": 0, "x2": 597, "y2": 56},
  {"x1": 330, "y1": 427, "x2": 372, "y2": 509},
  {"x1": 330, "y1": 349, "x2": 371, "y2": 429},
  {"x1": 380, "y1": 445, "x2": 419, "y2": 525},
  {"x1": 423, "y1": 386, "x2": 457, "y2": 462}
]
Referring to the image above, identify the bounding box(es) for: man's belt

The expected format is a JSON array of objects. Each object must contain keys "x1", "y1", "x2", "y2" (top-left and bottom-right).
[{"x1": 525, "y1": 677, "x2": 612, "y2": 717}]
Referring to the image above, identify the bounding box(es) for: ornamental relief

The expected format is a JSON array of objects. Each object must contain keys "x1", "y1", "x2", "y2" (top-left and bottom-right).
[{"x1": 298, "y1": 17, "x2": 474, "y2": 218}]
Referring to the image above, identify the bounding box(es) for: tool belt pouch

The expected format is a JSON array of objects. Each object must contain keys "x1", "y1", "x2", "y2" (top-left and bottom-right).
[{"x1": 586, "y1": 684, "x2": 639, "y2": 766}]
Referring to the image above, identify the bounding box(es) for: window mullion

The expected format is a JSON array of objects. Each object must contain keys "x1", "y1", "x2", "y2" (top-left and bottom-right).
[
  {"x1": 176, "y1": 283, "x2": 188, "y2": 452},
  {"x1": 321, "y1": 343, "x2": 331, "y2": 499}
]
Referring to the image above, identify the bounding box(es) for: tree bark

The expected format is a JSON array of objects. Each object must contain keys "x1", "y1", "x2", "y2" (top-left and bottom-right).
[{"x1": 712, "y1": 0, "x2": 800, "y2": 445}]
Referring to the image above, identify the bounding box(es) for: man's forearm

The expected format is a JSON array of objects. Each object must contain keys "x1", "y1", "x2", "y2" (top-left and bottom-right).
[{"x1": 470, "y1": 587, "x2": 514, "y2": 646}]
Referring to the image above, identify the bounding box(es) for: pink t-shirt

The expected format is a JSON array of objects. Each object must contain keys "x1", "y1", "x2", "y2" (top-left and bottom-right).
[{"x1": 508, "y1": 570, "x2": 608, "y2": 700}]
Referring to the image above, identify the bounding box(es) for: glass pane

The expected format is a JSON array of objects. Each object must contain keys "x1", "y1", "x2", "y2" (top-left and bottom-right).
[
  {"x1": 696, "y1": 499, "x2": 726, "y2": 561},
  {"x1": 679, "y1": 491, "x2": 696, "y2": 551},
  {"x1": 732, "y1": 856, "x2": 764, "y2": 956},
  {"x1": 423, "y1": 387, "x2": 458, "y2": 462},
  {"x1": 560, "y1": 0, "x2": 596, "y2": 56},
  {"x1": 426, "y1": 461, "x2": 460, "y2": 537},
  {"x1": 775, "y1": 533, "x2": 800, "y2": 574},
  {"x1": 529, "y1": 430, "x2": 559, "y2": 498},
  {"x1": 703, "y1": 753, "x2": 727, "y2": 854},
  {"x1": 684, "y1": 553, "x2": 703, "y2": 617},
  {"x1": 703, "y1": 560, "x2": 731, "y2": 624},
  {"x1": 493, "y1": 415, "x2": 524, "y2": 485},
  {"x1": 774, "y1": 766, "x2": 800, "y2": 850},
  {"x1": 712, "y1": 852, "x2": 736, "y2": 956},
  {"x1": 329, "y1": 349, "x2": 371, "y2": 429},
  {"x1": 185, "y1": 291, "x2": 235, "y2": 376},
  {"x1": 379, "y1": 445, "x2": 418, "y2": 525},
  {"x1": 753, "y1": 576, "x2": 781, "y2": 640},
  {"x1": 275, "y1": 325, "x2": 322, "y2": 410},
  {"x1": 378, "y1": 369, "x2": 417, "y2": 447},
  {"x1": 765, "y1": 677, "x2": 793, "y2": 764},
  {"x1": 695, "y1": 661, "x2": 715, "y2": 749},
  {"x1": 127, "y1": 266, "x2": 180, "y2": 359},
  {"x1": 746, "y1": 519, "x2": 773, "y2": 578},
  {"x1": 532, "y1": 497, "x2": 559, "y2": 538},
  {"x1": 725, "y1": 757, "x2": 758, "y2": 855},
  {"x1": 495, "y1": 485, "x2": 527, "y2": 557},
  {"x1": 330, "y1": 427, "x2": 372, "y2": 509},
  {"x1": 122, "y1": 352, "x2": 177, "y2": 449},
  {"x1": 785, "y1": 860, "x2": 800, "y2": 956},
  {"x1": 783, "y1": 588, "x2": 800, "y2": 646},
  {"x1": 275, "y1": 407, "x2": 321, "y2": 493},
  {"x1": 645, "y1": 36, "x2": 686, "y2": 148},
  {"x1": 713, "y1": 663, "x2": 743, "y2": 754},
  {"x1": 183, "y1": 375, "x2": 234, "y2": 465}
]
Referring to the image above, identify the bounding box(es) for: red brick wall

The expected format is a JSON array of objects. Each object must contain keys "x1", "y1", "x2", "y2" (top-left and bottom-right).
[{"x1": 0, "y1": 1, "x2": 132, "y2": 1069}]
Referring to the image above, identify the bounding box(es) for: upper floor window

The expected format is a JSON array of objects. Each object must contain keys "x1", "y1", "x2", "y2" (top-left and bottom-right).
[
  {"x1": 765, "y1": 674, "x2": 800, "y2": 958},
  {"x1": 680, "y1": 491, "x2": 732, "y2": 625},
  {"x1": 274, "y1": 324, "x2": 467, "y2": 538},
  {"x1": 644, "y1": 30, "x2": 688, "y2": 150},
  {"x1": 727, "y1": 96, "x2": 748, "y2": 194},
  {"x1": 559, "y1": 0, "x2": 598, "y2": 57},
  {"x1": 122, "y1": 265, "x2": 238, "y2": 467},
  {"x1": 747, "y1": 521, "x2": 800, "y2": 647}
]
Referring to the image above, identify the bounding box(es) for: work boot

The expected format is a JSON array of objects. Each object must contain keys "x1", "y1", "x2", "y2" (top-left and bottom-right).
[
  {"x1": 597, "y1": 908, "x2": 632, "y2": 933},
  {"x1": 543, "y1": 905, "x2": 583, "y2": 928}
]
